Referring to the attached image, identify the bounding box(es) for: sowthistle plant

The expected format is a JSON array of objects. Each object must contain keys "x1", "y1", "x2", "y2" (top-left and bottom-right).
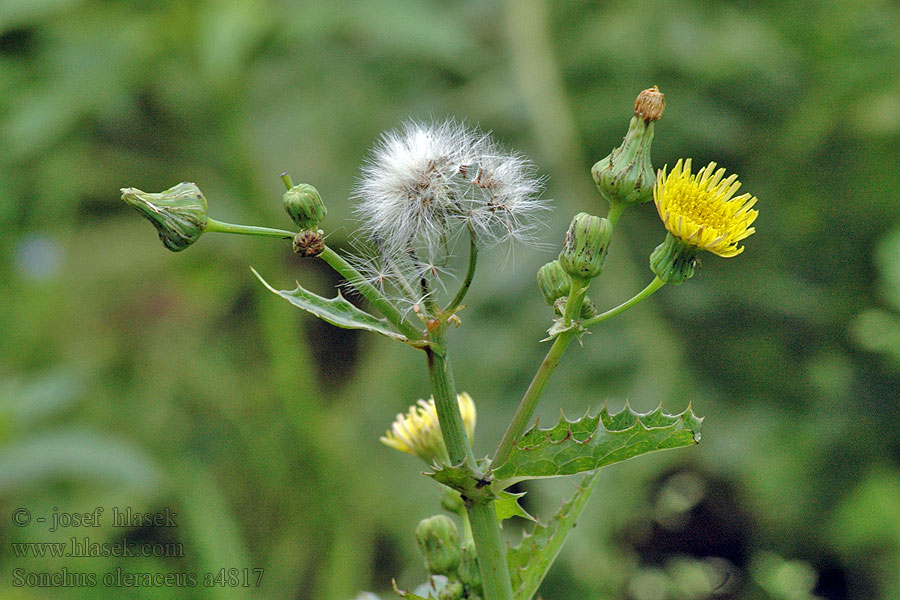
[{"x1": 121, "y1": 87, "x2": 759, "y2": 600}]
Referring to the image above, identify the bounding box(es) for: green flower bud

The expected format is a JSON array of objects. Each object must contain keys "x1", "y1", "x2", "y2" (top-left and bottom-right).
[
  {"x1": 283, "y1": 184, "x2": 326, "y2": 229},
  {"x1": 457, "y1": 542, "x2": 482, "y2": 591},
  {"x1": 438, "y1": 580, "x2": 464, "y2": 600},
  {"x1": 292, "y1": 229, "x2": 325, "y2": 257},
  {"x1": 558, "y1": 213, "x2": 612, "y2": 280},
  {"x1": 415, "y1": 515, "x2": 460, "y2": 576},
  {"x1": 591, "y1": 86, "x2": 664, "y2": 209},
  {"x1": 121, "y1": 182, "x2": 208, "y2": 252},
  {"x1": 536, "y1": 260, "x2": 572, "y2": 305},
  {"x1": 553, "y1": 296, "x2": 597, "y2": 319},
  {"x1": 650, "y1": 232, "x2": 701, "y2": 285}
]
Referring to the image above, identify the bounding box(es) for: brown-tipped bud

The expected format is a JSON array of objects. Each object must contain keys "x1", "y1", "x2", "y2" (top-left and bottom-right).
[
  {"x1": 634, "y1": 86, "x2": 665, "y2": 122},
  {"x1": 292, "y1": 229, "x2": 325, "y2": 257}
]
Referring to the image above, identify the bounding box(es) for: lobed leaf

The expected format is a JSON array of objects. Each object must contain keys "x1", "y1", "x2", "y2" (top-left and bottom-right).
[
  {"x1": 508, "y1": 470, "x2": 600, "y2": 600},
  {"x1": 252, "y1": 268, "x2": 407, "y2": 342},
  {"x1": 492, "y1": 404, "x2": 702, "y2": 485}
]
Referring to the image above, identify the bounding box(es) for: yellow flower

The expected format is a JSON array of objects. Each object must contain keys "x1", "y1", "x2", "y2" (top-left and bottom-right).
[
  {"x1": 654, "y1": 159, "x2": 758, "y2": 257},
  {"x1": 380, "y1": 392, "x2": 476, "y2": 463}
]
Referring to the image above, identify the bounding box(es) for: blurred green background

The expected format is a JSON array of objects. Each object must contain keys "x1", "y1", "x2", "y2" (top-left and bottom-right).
[{"x1": 2, "y1": 0, "x2": 900, "y2": 598}]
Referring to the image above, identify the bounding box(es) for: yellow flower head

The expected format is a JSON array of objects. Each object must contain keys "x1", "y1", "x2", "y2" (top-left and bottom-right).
[
  {"x1": 654, "y1": 159, "x2": 758, "y2": 258},
  {"x1": 380, "y1": 392, "x2": 476, "y2": 463}
]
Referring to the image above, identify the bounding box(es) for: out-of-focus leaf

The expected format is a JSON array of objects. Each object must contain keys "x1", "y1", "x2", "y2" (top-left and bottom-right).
[
  {"x1": 0, "y1": 427, "x2": 162, "y2": 490},
  {"x1": 170, "y1": 458, "x2": 253, "y2": 600},
  {"x1": 492, "y1": 404, "x2": 702, "y2": 485}
]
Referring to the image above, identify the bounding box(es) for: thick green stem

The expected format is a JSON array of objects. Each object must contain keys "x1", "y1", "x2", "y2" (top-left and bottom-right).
[
  {"x1": 582, "y1": 276, "x2": 665, "y2": 329},
  {"x1": 491, "y1": 276, "x2": 589, "y2": 470},
  {"x1": 425, "y1": 342, "x2": 474, "y2": 467},
  {"x1": 205, "y1": 218, "x2": 295, "y2": 239},
  {"x1": 426, "y1": 326, "x2": 514, "y2": 600},
  {"x1": 467, "y1": 502, "x2": 514, "y2": 600},
  {"x1": 318, "y1": 246, "x2": 423, "y2": 342}
]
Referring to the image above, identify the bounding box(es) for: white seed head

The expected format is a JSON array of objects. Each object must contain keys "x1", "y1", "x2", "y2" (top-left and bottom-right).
[{"x1": 353, "y1": 119, "x2": 548, "y2": 256}]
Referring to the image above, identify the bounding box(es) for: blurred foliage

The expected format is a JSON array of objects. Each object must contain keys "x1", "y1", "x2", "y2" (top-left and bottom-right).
[{"x1": 1, "y1": 0, "x2": 899, "y2": 599}]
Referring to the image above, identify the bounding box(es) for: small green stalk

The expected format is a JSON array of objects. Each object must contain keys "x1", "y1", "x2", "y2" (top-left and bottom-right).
[
  {"x1": 582, "y1": 276, "x2": 665, "y2": 328},
  {"x1": 491, "y1": 276, "x2": 665, "y2": 470},
  {"x1": 444, "y1": 225, "x2": 478, "y2": 315},
  {"x1": 317, "y1": 246, "x2": 424, "y2": 343},
  {"x1": 426, "y1": 324, "x2": 514, "y2": 600},
  {"x1": 491, "y1": 276, "x2": 589, "y2": 469},
  {"x1": 204, "y1": 218, "x2": 295, "y2": 239},
  {"x1": 606, "y1": 201, "x2": 626, "y2": 228}
]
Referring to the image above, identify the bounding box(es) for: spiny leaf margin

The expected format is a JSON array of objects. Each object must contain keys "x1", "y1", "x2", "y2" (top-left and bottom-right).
[
  {"x1": 252, "y1": 267, "x2": 407, "y2": 341},
  {"x1": 492, "y1": 403, "x2": 702, "y2": 485}
]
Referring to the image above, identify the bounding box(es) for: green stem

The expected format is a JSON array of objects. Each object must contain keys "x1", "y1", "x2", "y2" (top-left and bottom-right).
[
  {"x1": 426, "y1": 326, "x2": 514, "y2": 600},
  {"x1": 204, "y1": 218, "x2": 295, "y2": 239},
  {"x1": 607, "y1": 202, "x2": 626, "y2": 228},
  {"x1": 468, "y1": 502, "x2": 514, "y2": 600},
  {"x1": 581, "y1": 276, "x2": 665, "y2": 329},
  {"x1": 444, "y1": 226, "x2": 478, "y2": 315},
  {"x1": 318, "y1": 246, "x2": 423, "y2": 342},
  {"x1": 491, "y1": 276, "x2": 589, "y2": 470}
]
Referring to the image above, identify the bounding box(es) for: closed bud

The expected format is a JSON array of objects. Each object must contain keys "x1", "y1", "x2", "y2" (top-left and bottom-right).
[
  {"x1": 457, "y1": 542, "x2": 482, "y2": 591},
  {"x1": 591, "y1": 87, "x2": 663, "y2": 208},
  {"x1": 438, "y1": 580, "x2": 464, "y2": 600},
  {"x1": 121, "y1": 182, "x2": 208, "y2": 252},
  {"x1": 536, "y1": 260, "x2": 571, "y2": 305},
  {"x1": 283, "y1": 183, "x2": 326, "y2": 229},
  {"x1": 292, "y1": 229, "x2": 325, "y2": 257},
  {"x1": 415, "y1": 515, "x2": 460, "y2": 576},
  {"x1": 559, "y1": 213, "x2": 612, "y2": 280}
]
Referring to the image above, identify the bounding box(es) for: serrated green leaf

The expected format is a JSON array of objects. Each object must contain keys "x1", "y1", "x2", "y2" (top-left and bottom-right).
[
  {"x1": 252, "y1": 268, "x2": 407, "y2": 342},
  {"x1": 508, "y1": 471, "x2": 600, "y2": 600},
  {"x1": 496, "y1": 490, "x2": 535, "y2": 524},
  {"x1": 493, "y1": 404, "x2": 702, "y2": 485}
]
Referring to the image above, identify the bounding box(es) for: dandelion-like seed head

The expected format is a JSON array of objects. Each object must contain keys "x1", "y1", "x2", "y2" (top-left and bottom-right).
[
  {"x1": 380, "y1": 392, "x2": 476, "y2": 463},
  {"x1": 354, "y1": 119, "x2": 548, "y2": 257},
  {"x1": 654, "y1": 159, "x2": 758, "y2": 258}
]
